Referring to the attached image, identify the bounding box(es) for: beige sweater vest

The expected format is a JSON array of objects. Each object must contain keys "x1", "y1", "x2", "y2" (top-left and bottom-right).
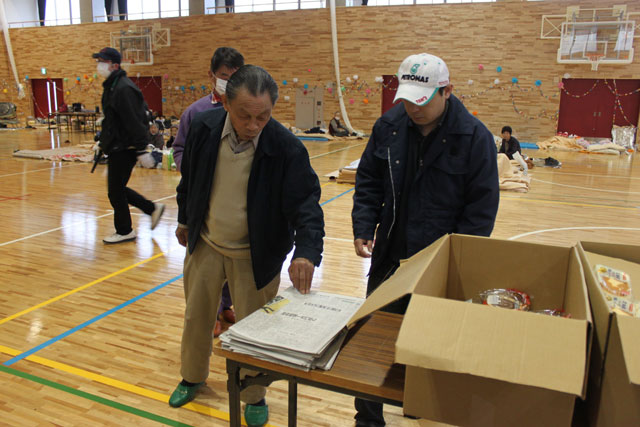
[{"x1": 201, "y1": 141, "x2": 255, "y2": 258}]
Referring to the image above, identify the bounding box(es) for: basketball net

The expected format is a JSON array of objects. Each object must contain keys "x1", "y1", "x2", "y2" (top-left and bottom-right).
[{"x1": 588, "y1": 54, "x2": 605, "y2": 71}]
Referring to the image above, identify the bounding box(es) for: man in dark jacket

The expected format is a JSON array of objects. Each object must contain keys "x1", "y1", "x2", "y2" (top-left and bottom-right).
[
  {"x1": 351, "y1": 53, "x2": 499, "y2": 427},
  {"x1": 93, "y1": 47, "x2": 164, "y2": 244},
  {"x1": 170, "y1": 65, "x2": 324, "y2": 426}
]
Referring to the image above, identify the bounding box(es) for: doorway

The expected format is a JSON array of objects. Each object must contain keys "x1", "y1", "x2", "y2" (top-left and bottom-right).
[{"x1": 31, "y1": 78, "x2": 65, "y2": 118}]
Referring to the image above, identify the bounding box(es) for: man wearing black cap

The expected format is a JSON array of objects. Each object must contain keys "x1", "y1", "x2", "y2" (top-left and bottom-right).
[{"x1": 93, "y1": 47, "x2": 165, "y2": 244}]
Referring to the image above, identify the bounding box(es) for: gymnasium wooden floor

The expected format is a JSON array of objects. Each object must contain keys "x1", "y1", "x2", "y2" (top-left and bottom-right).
[{"x1": 1, "y1": 126, "x2": 639, "y2": 426}]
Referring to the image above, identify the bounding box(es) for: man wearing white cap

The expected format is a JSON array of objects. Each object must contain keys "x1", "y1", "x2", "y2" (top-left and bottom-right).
[{"x1": 351, "y1": 53, "x2": 499, "y2": 426}]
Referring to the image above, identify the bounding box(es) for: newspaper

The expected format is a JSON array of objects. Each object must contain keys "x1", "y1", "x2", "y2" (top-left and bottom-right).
[{"x1": 220, "y1": 287, "x2": 363, "y2": 371}]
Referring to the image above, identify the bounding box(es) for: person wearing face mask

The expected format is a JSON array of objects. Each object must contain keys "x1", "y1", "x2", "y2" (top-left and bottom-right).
[
  {"x1": 329, "y1": 110, "x2": 350, "y2": 137},
  {"x1": 172, "y1": 47, "x2": 244, "y2": 171},
  {"x1": 92, "y1": 47, "x2": 165, "y2": 244},
  {"x1": 171, "y1": 47, "x2": 244, "y2": 338}
]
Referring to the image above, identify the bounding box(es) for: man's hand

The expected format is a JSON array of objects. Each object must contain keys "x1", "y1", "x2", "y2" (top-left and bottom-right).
[
  {"x1": 175, "y1": 226, "x2": 188, "y2": 247},
  {"x1": 288, "y1": 258, "x2": 315, "y2": 294},
  {"x1": 354, "y1": 238, "x2": 373, "y2": 258}
]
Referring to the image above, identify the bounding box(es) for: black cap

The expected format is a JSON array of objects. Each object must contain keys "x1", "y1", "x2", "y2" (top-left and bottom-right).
[{"x1": 92, "y1": 47, "x2": 121, "y2": 64}]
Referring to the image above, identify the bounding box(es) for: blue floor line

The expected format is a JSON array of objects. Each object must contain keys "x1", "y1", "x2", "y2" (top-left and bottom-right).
[
  {"x1": 321, "y1": 187, "x2": 355, "y2": 206},
  {"x1": 3, "y1": 274, "x2": 183, "y2": 366}
]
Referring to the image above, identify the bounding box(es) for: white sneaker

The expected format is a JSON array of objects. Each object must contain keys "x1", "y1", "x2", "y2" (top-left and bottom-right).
[
  {"x1": 103, "y1": 230, "x2": 136, "y2": 244},
  {"x1": 151, "y1": 203, "x2": 165, "y2": 230}
]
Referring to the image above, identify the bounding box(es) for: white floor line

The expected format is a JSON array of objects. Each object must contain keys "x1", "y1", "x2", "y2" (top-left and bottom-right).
[
  {"x1": 0, "y1": 163, "x2": 85, "y2": 178},
  {"x1": 0, "y1": 196, "x2": 174, "y2": 247},
  {"x1": 533, "y1": 169, "x2": 640, "y2": 180},
  {"x1": 325, "y1": 236, "x2": 353, "y2": 243},
  {"x1": 531, "y1": 178, "x2": 640, "y2": 194},
  {"x1": 509, "y1": 226, "x2": 640, "y2": 241}
]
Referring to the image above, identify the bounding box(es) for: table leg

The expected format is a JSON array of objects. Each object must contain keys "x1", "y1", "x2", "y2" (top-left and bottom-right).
[
  {"x1": 288, "y1": 379, "x2": 297, "y2": 427},
  {"x1": 226, "y1": 360, "x2": 242, "y2": 427}
]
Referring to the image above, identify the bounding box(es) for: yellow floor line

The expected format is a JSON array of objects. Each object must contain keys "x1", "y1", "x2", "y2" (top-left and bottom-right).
[
  {"x1": 501, "y1": 196, "x2": 638, "y2": 211},
  {"x1": 0, "y1": 344, "x2": 277, "y2": 426},
  {"x1": 0, "y1": 252, "x2": 165, "y2": 326}
]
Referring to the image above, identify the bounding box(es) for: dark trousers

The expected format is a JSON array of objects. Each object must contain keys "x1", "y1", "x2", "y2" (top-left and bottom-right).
[
  {"x1": 355, "y1": 258, "x2": 408, "y2": 427},
  {"x1": 107, "y1": 149, "x2": 154, "y2": 235}
]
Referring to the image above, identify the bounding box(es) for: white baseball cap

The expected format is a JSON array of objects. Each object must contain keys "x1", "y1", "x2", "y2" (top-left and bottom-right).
[{"x1": 393, "y1": 53, "x2": 450, "y2": 106}]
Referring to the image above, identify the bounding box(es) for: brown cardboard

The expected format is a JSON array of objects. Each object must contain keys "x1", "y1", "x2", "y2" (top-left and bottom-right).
[
  {"x1": 348, "y1": 234, "x2": 592, "y2": 426},
  {"x1": 577, "y1": 243, "x2": 640, "y2": 426}
]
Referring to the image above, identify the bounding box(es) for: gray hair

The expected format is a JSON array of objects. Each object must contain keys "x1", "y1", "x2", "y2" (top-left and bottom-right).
[{"x1": 226, "y1": 65, "x2": 279, "y2": 105}]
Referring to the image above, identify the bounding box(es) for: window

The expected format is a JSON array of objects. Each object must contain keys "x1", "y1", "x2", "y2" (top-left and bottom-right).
[
  {"x1": 44, "y1": 0, "x2": 81, "y2": 26},
  {"x1": 128, "y1": 0, "x2": 188, "y2": 20}
]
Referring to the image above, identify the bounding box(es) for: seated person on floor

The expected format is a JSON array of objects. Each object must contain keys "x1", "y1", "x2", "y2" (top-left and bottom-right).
[
  {"x1": 329, "y1": 111, "x2": 350, "y2": 137},
  {"x1": 499, "y1": 126, "x2": 521, "y2": 160},
  {"x1": 166, "y1": 125, "x2": 178, "y2": 148},
  {"x1": 149, "y1": 123, "x2": 165, "y2": 149}
]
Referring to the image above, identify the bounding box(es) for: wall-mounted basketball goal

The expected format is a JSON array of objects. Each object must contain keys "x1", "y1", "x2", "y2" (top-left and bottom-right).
[
  {"x1": 110, "y1": 24, "x2": 171, "y2": 66},
  {"x1": 541, "y1": 5, "x2": 638, "y2": 71}
]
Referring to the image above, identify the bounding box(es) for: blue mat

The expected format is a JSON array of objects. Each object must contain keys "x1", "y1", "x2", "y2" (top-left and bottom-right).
[
  {"x1": 297, "y1": 136, "x2": 329, "y2": 141},
  {"x1": 520, "y1": 142, "x2": 538, "y2": 149}
]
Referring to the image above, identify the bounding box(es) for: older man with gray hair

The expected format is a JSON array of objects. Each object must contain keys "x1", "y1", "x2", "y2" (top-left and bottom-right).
[{"x1": 170, "y1": 65, "x2": 324, "y2": 427}]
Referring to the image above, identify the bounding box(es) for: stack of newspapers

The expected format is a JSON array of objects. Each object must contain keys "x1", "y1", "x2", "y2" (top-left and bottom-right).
[{"x1": 219, "y1": 287, "x2": 364, "y2": 371}]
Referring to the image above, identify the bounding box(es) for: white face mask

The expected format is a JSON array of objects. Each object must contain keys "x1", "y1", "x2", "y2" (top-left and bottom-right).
[
  {"x1": 215, "y1": 77, "x2": 228, "y2": 95},
  {"x1": 97, "y1": 62, "x2": 112, "y2": 79}
]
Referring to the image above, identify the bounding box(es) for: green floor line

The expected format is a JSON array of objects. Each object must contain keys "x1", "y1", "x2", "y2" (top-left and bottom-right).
[{"x1": 0, "y1": 365, "x2": 193, "y2": 427}]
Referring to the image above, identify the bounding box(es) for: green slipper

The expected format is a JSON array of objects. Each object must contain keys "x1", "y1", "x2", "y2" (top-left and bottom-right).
[
  {"x1": 244, "y1": 403, "x2": 269, "y2": 426},
  {"x1": 168, "y1": 382, "x2": 203, "y2": 407}
]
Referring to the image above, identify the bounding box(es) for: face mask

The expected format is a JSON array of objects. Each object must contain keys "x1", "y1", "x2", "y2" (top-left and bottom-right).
[
  {"x1": 215, "y1": 77, "x2": 228, "y2": 95},
  {"x1": 97, "y1": 62, "x2": 112, "y2": 78}
]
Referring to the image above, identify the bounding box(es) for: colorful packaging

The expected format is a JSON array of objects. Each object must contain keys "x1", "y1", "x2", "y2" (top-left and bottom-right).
[
  {"x1": 474, "y1": 289, "x2": 531, "y2": 311},
  {"x1": 595, "y1": 264, "x2": 632, "y2": 297}
]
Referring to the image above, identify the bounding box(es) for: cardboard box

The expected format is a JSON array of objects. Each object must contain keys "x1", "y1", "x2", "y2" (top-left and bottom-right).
[
  {"x1": 349, "y1": 234, "x2": 592, "y2": 427},
  {"x1": 577, "y1": 242, "x2": 640, "y2": 426}
]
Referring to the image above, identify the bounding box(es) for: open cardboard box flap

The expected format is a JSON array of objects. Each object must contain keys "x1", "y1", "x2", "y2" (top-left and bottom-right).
[
  {"x1": 349, "y1": 234, "x2": 591, "y2": 398},
  {"x1": 617, "y1": 315, "x2": 640, "y2": 385},
  {"x1": 579, "y1": 242, "x2": 640, "y2": 387}
]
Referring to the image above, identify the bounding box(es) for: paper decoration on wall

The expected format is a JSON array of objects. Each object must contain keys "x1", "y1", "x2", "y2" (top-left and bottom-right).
[
  {"x1": 282, "y1": 80, "x2": 288, "y2": 85},
  {"x1": 535, "y1": 80, "x2": 542, "y2": 87},
  {"x1": 374, "y1": 76, "x2": 383, "y2": 83},
  {"x1": 293, "y1": 78, "x2": 298, "y2": 83},
  {"x1": 363, "y1": 98, "x2": 369, "y2": 104},
  {"x1": 478, "y1": 64, "x2": 484, "y2": 70},
  {"x1": 557, "y1": 82, "x2": 564, "y2": 89},
  {"x1": 345, "y1": 77, "x2": 352, "y2": 83},
  {"x1": 494, "y1": 78, "x2": 500, "y2": 84},
  {"x1": 512, "y1": 78, "x2": 518, "y2": 83},
  {"x1": 563, "y1": 73, "x2": 571, "y2": 79},
  {"x1": 496, "y1": 66, "x2": 502, "y2": 72},
  {"x1": 353, "y1": 75, "x2": 358, "y2": 80},
  {"x1": 468, "y1": 79, "x2": 474, "y2": 85},
  {"x1": 472, "y1": 111, "x2": 478, "y2": 116},
  {"x1": 284, "y1": 95, "x2": 290, "y2": 101},
  {"x1": 303, "y1": 83, "x2": 309, "y2": 89},
  {"x1": 349, "y1": 98, "x2": 354, "y2": 104}
]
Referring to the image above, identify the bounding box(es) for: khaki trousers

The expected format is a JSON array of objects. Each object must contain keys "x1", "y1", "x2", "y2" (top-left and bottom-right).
[{"x1": 181, "y1": 237, "x2": 280, "y2": 403}]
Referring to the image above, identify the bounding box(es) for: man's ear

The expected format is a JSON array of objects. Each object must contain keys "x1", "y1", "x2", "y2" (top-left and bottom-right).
[
  {"x1": 221, "y1": 94, "x2": 229, "y2": 111},
  {"x1": 443, "y1": 84, "x2": 453, "y2": 99}
]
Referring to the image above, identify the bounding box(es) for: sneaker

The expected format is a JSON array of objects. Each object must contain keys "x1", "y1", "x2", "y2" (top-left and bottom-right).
[
  {"x1": 103, "y1": 230, "x2": 136, "y2": 244},
  {"x1": 151, "y1": 203, "x2": 165, "y2": 230},
  {"x1": 244, "y1": 402, "x2": 269, "y2": 427}
]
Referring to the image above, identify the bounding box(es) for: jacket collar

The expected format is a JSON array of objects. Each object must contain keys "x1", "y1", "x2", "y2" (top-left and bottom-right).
[
  {"x1": 102, "y1": 68, "x2": 126, "y2": 88},
  {"x1": 381, "y1": 94, "x2": 474, "y2": 136},
  {"x1": 201, "y1": 108, "x2": 278, "y2": 157}
]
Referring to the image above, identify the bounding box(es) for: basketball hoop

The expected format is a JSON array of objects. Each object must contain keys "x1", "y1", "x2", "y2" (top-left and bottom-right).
[{"x1": 587, "y1": 54, "x2": 605, "y2": 71}]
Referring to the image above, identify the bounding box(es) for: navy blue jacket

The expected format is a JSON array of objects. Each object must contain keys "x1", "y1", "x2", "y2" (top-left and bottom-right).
[
  {"x1": 352, "y1": 95, "x2": 499, "y2": 276},
  {"x1": 176, "y1": 107, "x2": 324, "y2": 289}
]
